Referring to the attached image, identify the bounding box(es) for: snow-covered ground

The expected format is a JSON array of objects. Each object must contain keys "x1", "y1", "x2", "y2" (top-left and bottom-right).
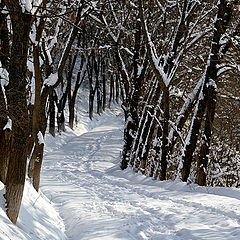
[
  {"x1": 1, "y1": 103, "x2": 240, "y2": 239},
  {"x1": 41, "y1": 107, "x2": 240, "y2": 240},
  {"x1": 0, "y1": 178, "x2": 66, "y2": 239}
]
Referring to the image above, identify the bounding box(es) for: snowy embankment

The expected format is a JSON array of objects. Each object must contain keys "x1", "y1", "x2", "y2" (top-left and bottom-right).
[
  {"x1": 0, "y1": 180, "x2": 66, "y2": 240},
  {"x1": 1, "y1": 104, "x2": 240, "y2": 239}
]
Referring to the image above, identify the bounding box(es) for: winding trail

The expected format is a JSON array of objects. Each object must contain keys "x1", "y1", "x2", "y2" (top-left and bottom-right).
[{"x1": 40, "y1": 112, "x2": 240, "y2": 240}]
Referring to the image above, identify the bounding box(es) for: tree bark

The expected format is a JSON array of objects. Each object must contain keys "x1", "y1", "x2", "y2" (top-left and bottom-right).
[
  {"x1": 131, "y1": 81, "x2": 161, "y2": 171},
  {"x1": 0, "y1": 1, "x2": 10, "y2": 68},
  {"x1": 49, "y1": 91, "x2": 56, "y2": 136},
  {"x1": 121, "y1": 19, "x2": 144, "y2": 170},
  {"x1": 155, "y1": 89, "x2": 169, "y2": 181},
  {"x1": 0, "y1": 84, "x2": 9, "y2": 184},
  {"x1": 32, "y1": 141, "x2": 44, "y2": 192},
  {"x1": 180, "y1": 0, "x2": 232, "y2": 183},
  {"x1": 196, "y1": 1, "x2": 232, "y2": 185},
  {"x1": 4, "y1": 2, "x2": 32, "y2": 223}
]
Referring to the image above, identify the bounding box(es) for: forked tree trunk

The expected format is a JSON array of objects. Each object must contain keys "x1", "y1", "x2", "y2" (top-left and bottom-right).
[
  {"x1": 180, "y1": 92, "x2": 205, "y2": 182},
  {"x1": 29, "y1": 20, "x2": 46, "y2": 191}
]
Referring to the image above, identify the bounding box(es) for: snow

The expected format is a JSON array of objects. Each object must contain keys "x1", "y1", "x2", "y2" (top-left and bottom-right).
[
  {"x1": 43, "y1": 72, "x2": 58, "y2": 88},
  {"x1": 102, "y1": 15, "x2": 120, "y2": 43},
  {"x1": 20, "y1": 0, "x2": 32, "y2": 13},
  {"x1": 20, "y1": 0, "x2": 43, "y2": 14},
  {"x1": 0, "y1": 63, "x2": 8, "y2": 106},
  {"x1": 37, "y1": 131, "x2": 44, "y2": 145},
  {"x1": 1, "y1": 96, "x2": 240, "y2": 239},
  {"x1": 0, "y1": 180, "x2": 66, "y2": 240},
  {"x1": 3, "y1": 117, "x2": 12, "y2": 131},
  {"x1": 57, "y1": 28, "x2": 73, "y2": 70},
  {"x1": 0, "y1": 63, "x2": 9, "y2": 86},
  {"x1": 40, "y1": 106, "x2": 240, "y2": 240}
]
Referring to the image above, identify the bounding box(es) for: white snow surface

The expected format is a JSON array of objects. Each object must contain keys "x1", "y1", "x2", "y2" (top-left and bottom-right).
[
  {"x1": 1, "y1": 103, "x2": 240, "y2": 239},
  {"x1": 0, "y1": 180, "x2": 66, "y2": 240},
  {"x1": 41, "y1": 107, "x2": 240, "y2": 240}
]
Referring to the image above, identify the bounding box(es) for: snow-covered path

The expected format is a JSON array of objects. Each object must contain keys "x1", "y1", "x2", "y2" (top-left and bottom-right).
[{"x1": 40, "y1": 112, "x2": 240, "y2": 240}]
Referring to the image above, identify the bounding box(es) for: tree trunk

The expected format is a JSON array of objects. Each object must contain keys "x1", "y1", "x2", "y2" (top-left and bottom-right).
[
  {"x1": 159, "y1": 90, "x2": 169, "y2": 180},
  {"x1": 180, "y1": 0, "x2": 232, "y2": 183},
  {"x1": 68, "y1": 55, "x2": 86, "y2": 129},
  {"x1": 33, "y1": 141, "x2": 44, "y2": 192},
  {"x1": 69, "y1": 100, "x2": 75, "y2": 130},
  {"x1": 102, "y1": 62, "x2": 106, "y2": 111},
  {"x1": 121, "y1": 19, "x2": 143, "y2": 170},
  {"x1": 0, "y1": 85, "x2": 9, "y2": 184},
  {"x1": 131, "y1": 81, "x2": 161, "y2": 171},
  {"x1": 115, "y1": 75, "x2": 120, "y2": 104},
  {"x1": 196, "y1": 0, "x2": 232, "y2": 186},
  {"x1": 180, "y1": 90, "x2": 206, "y2": 182},
  {"x1": 28, "y1": 34, "x2": 46, "y2": 192},
  {"x1": 129, "y1": 79, "x2": 157, "y2": 168},
  {"x1": 57, "y1": 110, "x2": 66, "y2": 132},
  {"x1": 49, "y1": 91, "x2": 56, "y2": 137},
  {"x1": 109, "y1": 75, "x2": 114, "y2": 108},
  {"x1": 28, "y1": 87, "x2": 49, "y2": 186},
  {"x1": 56, "y1": 92, "x2": 68, "y2": 133},
  {"x1": 0, "y1": 1, "x2": 10, "y2": 68},
  {"x1": 4, "y1": 3, "x2": 32, "y2": 223},
  {"x1": 89, "y1": 90, "x2": 94, "y2": 120}
]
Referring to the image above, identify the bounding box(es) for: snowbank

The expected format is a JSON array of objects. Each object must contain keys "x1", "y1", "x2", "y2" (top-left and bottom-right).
[{"x1": 0, "y1": 180, "x2": 66, "y2": 240}]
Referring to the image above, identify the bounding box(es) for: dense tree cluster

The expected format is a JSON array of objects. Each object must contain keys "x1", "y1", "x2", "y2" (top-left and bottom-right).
[{"x1": 0, "y1": 0, "x2": 239, "y2": 224}]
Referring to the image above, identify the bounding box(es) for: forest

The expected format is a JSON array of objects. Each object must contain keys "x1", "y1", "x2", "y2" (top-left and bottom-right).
[{"x1": 0, "y1": 0, "x2": 239, "y2": 227}]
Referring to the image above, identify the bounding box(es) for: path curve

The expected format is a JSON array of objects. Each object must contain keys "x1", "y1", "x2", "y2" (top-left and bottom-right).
[{"x1": 40, "y1": 114, "x2": 240, "y2": 240}]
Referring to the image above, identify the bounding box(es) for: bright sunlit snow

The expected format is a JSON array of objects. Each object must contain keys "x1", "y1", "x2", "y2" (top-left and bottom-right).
[
  {"x1": 1, "y1": 104, "x2": 240, "y2": 240},
  {"x1": 0, "y1": 180, "x2": 66, "y2": 240},
  {"x1": 41, "y1": 106, "x2": 240, "y2": 240}
]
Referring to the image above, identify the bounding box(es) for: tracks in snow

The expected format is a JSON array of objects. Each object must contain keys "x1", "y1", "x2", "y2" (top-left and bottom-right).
[{"x1": 40, "y1": 117, "x2": 240, "y2": 240}]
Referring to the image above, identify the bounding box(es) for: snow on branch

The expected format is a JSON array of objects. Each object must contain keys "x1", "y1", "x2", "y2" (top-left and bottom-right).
[
  {"x1": 217, "y1": 64, "x2": 233, "y2": 77},
  {"x1": 101, "y1": 15, "x2": 120, "y2": 43},
  {"x1": 138, "y1": 1, "x2": 168, "y2": 90},
  {"x1": 20, "y1": 0, "x2": 43, "y2": 14},
  {"x1": 37, "y1": 131, "x2": 44, "y2": 145},
  {"x1": 3, "y1": 117, "x2": 12, "y2": 131},
  {"x1": 43, "y1": 72, "x2": 58, "y2": 88}
]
